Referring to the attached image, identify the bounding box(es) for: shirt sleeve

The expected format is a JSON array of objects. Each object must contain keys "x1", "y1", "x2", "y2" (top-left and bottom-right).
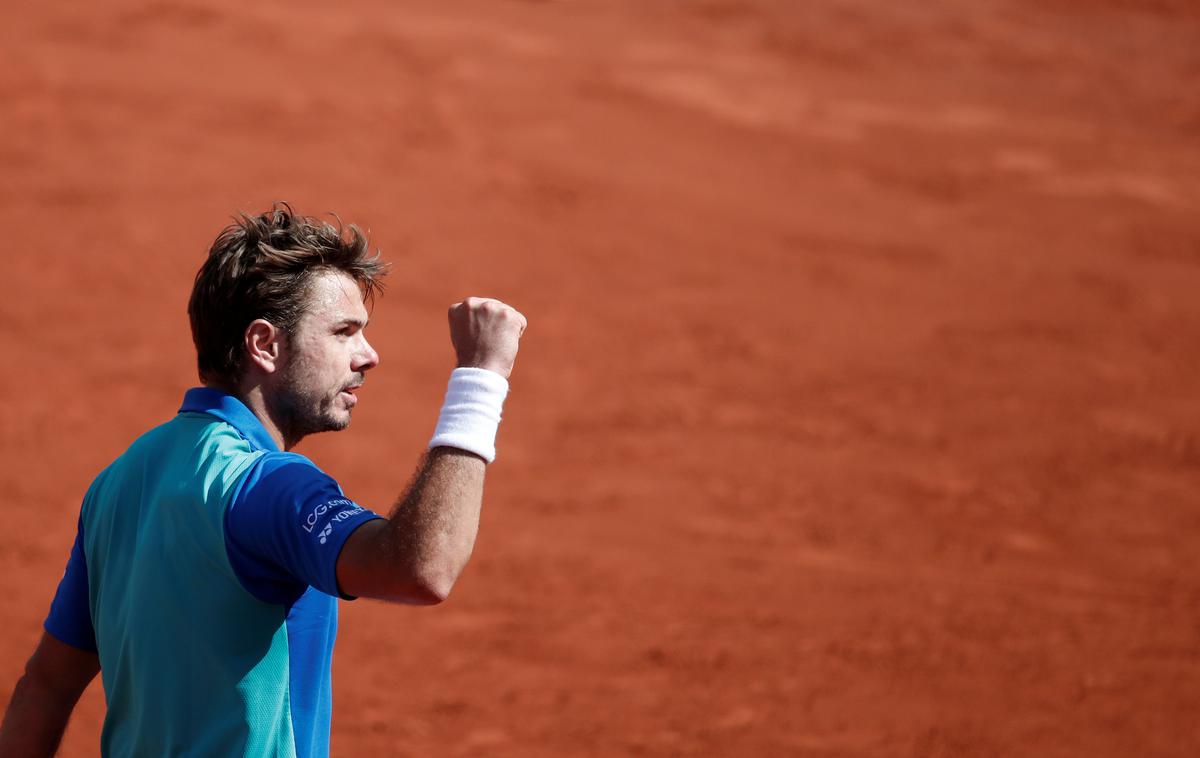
[
  {"x1": 43, "y1": 516, "x2": 98, "y2": 652},
  {"x1": 224, "y1": 453, "x2": 384, "y2": 605}
]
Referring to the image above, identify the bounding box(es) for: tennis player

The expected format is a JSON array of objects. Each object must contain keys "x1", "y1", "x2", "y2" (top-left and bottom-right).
[{"x1": 0, "y1": 204, "x2": 526, "y2": 756}]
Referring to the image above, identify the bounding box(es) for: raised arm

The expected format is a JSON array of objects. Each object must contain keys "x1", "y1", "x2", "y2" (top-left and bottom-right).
[
  {"x1": 336, "y1": 297, "x2": 526, "y2": 604},
  {"x1": 0, "y1": 632, "x2": 100, "y2": 757}
]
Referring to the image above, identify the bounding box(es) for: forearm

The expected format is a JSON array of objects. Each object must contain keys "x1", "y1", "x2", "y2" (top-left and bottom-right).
[
  {"x1": 371, "y1": 363, "x2": 507, "y2": 598},
  {"x1": 0, "y1": 674, "x2": 78, "y2": 757},
  {"x1": 383, "y1": 447, "x2": 486, "y2": 598},
  {"x1": 0, "y1": 633, "x2": 97, "y2": 758}
]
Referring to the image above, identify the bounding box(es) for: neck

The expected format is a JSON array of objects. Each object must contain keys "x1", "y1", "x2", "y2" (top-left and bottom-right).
[{"x1": 242, "y1": 386, "x2": 294, "y2": 451}]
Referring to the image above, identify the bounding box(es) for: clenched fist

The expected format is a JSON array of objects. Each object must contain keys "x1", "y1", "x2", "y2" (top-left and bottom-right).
[{"x1": 448, "y1": 297, "x2": 527, "y2": 379}]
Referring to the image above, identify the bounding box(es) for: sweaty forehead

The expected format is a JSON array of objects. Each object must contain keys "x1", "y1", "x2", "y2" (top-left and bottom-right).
[{"x1": 299, "y1": 269, "x2": 369, "y2": 325}]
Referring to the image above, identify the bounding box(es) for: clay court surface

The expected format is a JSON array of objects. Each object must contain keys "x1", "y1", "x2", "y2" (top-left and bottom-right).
[{"x1": 2, "y1": 0, "x2": 1199, "y2": 755}]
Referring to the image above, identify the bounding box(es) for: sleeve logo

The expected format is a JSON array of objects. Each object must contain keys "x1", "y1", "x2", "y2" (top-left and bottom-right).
[{"x1": 302, "y1": 498, "x2": 365, "y2": 545}]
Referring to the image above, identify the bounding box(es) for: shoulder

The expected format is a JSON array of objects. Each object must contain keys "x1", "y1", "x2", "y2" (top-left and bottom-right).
[
  {"x1": 79, "y1": 418, "x2": 179, "y2": 512},
  {"x1": 116, "y1": 412, "x2": 262, "y2": 477},
  {"x1": 248, "y1": 452, "x2": 338, "y2": 491},
  {"x1": 234, "y1": 452, "x2": 346, "y2": 514},
  {"x1": 255, "y1": 450, "x2": 327, "y2": 474}
]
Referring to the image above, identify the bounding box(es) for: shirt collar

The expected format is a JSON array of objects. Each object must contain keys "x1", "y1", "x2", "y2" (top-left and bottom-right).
[{"x1": 179, "y1": 387, "x2": 281, "y2": 452}]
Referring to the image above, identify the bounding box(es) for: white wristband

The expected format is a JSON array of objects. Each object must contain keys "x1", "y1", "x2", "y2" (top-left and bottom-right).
[{"x1": 428, "y1": 367, "x2": 510, "y2": 463}]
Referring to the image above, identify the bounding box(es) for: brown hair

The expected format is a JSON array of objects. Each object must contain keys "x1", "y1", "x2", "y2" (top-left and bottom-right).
[{"x1": 188, "y1": 203, "x2": 388, "y2": 387}]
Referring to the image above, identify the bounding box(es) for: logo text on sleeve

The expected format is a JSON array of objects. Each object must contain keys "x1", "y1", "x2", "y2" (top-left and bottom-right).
[{"x1": 302, "y1": 498, "x2": 365, "y2": 544}]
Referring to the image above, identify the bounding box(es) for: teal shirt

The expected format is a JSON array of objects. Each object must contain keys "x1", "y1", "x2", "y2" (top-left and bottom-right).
[{"x1": 46, "y1": 389, "x2": 383, "y2": 756}]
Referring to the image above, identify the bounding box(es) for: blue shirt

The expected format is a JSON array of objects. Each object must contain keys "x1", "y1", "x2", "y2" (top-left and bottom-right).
[{"x1": 44, "y1": 388, "x2": 384, "y2": 757}]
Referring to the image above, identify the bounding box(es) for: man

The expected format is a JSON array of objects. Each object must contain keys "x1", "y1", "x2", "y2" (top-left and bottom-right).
[{"x1": 0, "y1": 204, "x2": 526, "y2": 757}]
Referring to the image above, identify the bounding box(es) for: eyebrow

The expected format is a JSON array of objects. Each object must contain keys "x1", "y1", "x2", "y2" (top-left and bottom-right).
[{"x1": 334, "y1": 317, "x2": 368, "y2": 329}]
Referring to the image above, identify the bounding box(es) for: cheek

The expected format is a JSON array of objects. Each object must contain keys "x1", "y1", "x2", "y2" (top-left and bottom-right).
[
  {"x1": 284, "y1": 349, "x2": 327, "y2": 391},
  {"x1": 316, "y1": 346, "x2": 349, "y2": 389}
]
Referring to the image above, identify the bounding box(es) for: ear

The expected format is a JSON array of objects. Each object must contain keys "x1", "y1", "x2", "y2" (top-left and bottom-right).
[{"x1": 244, "y1": 319, "x2": 285, "y2": 374}]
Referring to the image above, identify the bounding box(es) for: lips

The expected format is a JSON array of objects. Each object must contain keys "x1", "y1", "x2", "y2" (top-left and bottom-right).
[{"x1": 341, "y1": 382, "x2": 362, "y2": 407}]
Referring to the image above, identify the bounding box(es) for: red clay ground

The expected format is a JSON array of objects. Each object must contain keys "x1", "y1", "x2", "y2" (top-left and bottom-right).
[{"x1": 2, "y1": 1, "x2": 1199, "y2": 755}]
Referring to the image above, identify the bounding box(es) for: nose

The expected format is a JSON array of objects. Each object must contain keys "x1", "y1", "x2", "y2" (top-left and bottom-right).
[{"x1": 353, "y1": 335, "x2": 380, "y2": 372}]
